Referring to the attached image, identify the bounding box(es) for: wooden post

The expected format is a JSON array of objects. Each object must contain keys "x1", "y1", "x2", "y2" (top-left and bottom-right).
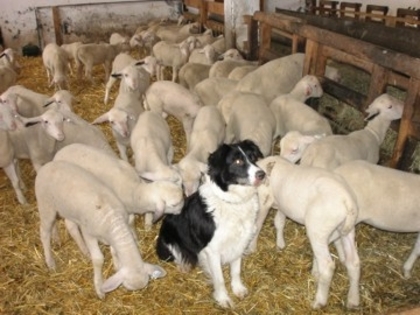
[{"x1": 52, "y1": 6, "x2": 63, "y2": 45}]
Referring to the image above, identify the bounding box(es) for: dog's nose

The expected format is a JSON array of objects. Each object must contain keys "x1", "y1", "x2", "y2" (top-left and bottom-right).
[{"x1": 256, "y1": 170, "x2": 265, "y2": 180}]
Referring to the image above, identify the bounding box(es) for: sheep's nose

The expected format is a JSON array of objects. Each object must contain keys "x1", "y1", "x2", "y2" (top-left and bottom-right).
[{"x1": 256, "y1": 170, "x2": 265, "y2": 180}]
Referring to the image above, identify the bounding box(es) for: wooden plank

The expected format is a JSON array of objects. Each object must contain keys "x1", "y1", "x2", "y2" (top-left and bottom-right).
[
  {"x1": 273, "y1": 9, "x2": 420, "y2": 59},
  {"x1": 365, "y1": 65, "x2": 389, "y2": 109},
  {"x1": 321, "y1": 77, "x2": 366, "y2": 110},
  {"x1": 322, "y1": 45, "x2": 374, "y2": 74},
  {"x1": 207, "y1": 1, "x2": 224, "y2": 15},
  {"x1": 52, "y1": 6, "x2": 63, "y2": 46}
]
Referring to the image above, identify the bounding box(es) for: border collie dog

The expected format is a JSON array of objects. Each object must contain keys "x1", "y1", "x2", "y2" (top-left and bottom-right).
[{"x1": 156, "y1": 140, "x2": 265, "y2": 308}]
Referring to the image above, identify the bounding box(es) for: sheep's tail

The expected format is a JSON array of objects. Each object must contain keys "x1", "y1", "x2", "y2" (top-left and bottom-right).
[
  {"x1": 142, "y1": 93, "x2": 150, "y2": 111},
  {"x1": 340, "y1": 194, "x2": 358, "y2": 236}
]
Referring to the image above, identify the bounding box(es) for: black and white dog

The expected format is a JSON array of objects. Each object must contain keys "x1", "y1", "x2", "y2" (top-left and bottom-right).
[{"x1": 156, "y1": 140, "x2": 265, "y2": 308}]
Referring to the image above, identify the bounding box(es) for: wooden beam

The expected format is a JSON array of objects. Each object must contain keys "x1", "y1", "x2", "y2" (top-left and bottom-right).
[{"x1": 52, "y1": 6, "x2": 63, "y2": 46}]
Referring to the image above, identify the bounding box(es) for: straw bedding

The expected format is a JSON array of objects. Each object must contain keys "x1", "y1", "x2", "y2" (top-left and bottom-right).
[{"x1": 0, "y1": 52, "x2": 419, "y2": 315}]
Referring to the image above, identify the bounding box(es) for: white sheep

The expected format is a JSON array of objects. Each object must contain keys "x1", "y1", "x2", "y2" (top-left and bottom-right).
[
  {"x1": 54, "y1": 143, "x2": 184, "y2": 224},
  {"x1": 35, "y1": 160, "x2": 167, "y2": 299},
  {"x1": 60, "y1": 41, "x2": 83, "y2": 75},
  {"x1": 178, "y1": 63, "x2": 211, "y2": 91},
  {"x1": 269, "y1": 75, "x2": 330, "y2": 139},
  {"x1": 254, "y1": 155, "x2": 360, "y2": 309},
  {"x1": 0, "y1": 48, "x2": 21, "y2": 73},
  {"x1": 130, "y1": 110, "x2": 182, "y2": 229},
  {"x1": 235, "y1": 53, "x2": 341, "y2": 104},
  {"x1": 334, "y1": 160, "x2": 420, "y2": 279},
  {"x1": 130, "y1": 30, "x2": 162, "y2": 56},
  {"x1": 9, "y1": 108, "x2": 115, "y2": 172},
  {"x1": 42, "y1": 43, "x2": 69, "y2": 90},
  {"x1": 155, "y1": 21, "x2": 201, "y2": 43},
  {"x1": 143, "y1": 80, "x2": 203, "y2": 147},
  {"x1": 104, "y1": 52, "x2": 135, "y2": 104},
  {"x1": 175, "y1": 106, "x2": 225, "y2": 196},
  {"x1": 109, "y1": 32, "x2": 130, "y2": 47},
  {"x1": 208, "y1": 49, "x2": 255, "y2": 78},
  {"x1": 210, "y1": 35, "x2": 226, "y2": 55},
  {"x1": 152, "y1": 35, "x2": 200, "y2": 82},
  {"x1": 224, "y1": 92, "x2": 276, "y2": 157},
  {"x1": 227, "y1": 64, "x2": 258, "y2": 81},
  {"x1": 93, "y1": 90, "x2": 144, "y2": 161},
  {"x1": 188, "y1": 44, "x2": 218, "y2": 65},
  {"x1": 0, "y1": 64, "x2": 17, "y2": 94},
  {"x1": 44, "y1": 89, "x2": 76, "y2": 112},
  {"x1": 280, "y1": 94, "x2": 404, "y2": 168},
  {"x1": 76, "y1": 42, "x2": 128, "y2": 83},
  {"x1": 194, "y1": 77, "x2": 238, "y2": 106}
]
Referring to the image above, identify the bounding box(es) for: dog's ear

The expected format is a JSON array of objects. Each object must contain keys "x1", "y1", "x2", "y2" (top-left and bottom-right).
[
  {"x1": 207, "y1": 143, "x2": 231, "y2": 191},
  {"x1": 239, "y1": 139, "x2": 264, "y2": 161}
]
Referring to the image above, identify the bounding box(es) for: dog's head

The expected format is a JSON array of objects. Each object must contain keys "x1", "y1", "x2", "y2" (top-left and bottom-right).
[{"x1": 207, "y1": 140, "x2": 265, "y2": 191}]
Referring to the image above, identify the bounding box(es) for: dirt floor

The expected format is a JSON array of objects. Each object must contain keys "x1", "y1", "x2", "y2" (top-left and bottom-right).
[{"x1": 0, "y1": 53, "x2": 419, "y2": 315}]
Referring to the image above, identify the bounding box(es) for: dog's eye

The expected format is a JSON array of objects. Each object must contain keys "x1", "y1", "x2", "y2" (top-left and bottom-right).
[{"x1": 234, "y1": 159, "x2": 244, "y2": 165}]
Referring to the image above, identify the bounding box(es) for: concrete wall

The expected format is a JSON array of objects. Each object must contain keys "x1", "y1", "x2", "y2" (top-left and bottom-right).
[{"x1": 0, "y1": 0, "x2": 175, "y2": 51}]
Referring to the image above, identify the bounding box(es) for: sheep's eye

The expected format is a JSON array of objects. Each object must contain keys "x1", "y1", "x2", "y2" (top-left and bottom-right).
[
  {"x1": 43, "y1": 120, "x2": 49, "y2": 125},
  {"x1": 57, "y1": 100, "x2": 62, "y2": 104}
]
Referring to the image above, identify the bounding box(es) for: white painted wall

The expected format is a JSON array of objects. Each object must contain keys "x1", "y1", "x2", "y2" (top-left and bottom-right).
[{"x1": 0, "y1": 0, "x2": 175, "y2": 51}]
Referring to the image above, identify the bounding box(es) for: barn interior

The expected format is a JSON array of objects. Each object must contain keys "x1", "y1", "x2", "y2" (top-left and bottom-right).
[{"x1": 1, "y1": 1, "x2": 420, "y2": 314}]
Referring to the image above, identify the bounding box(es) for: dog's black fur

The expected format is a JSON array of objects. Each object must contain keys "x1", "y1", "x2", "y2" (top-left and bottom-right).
[{"x1": 156, "y1": 140, "x2": 264, "y2": 270}]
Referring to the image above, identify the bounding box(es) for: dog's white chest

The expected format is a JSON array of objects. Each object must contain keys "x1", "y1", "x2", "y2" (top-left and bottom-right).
[{"x1": 199, "y1": 181, "x2": 259, "y2": 264}]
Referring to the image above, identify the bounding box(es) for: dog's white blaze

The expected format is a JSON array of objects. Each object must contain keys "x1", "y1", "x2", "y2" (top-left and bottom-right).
[{"x1": 238, "y1": 146, "x2": 262, "y2": 186}]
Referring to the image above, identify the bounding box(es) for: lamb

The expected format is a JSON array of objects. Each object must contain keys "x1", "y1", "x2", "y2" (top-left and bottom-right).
[
  {"x1": 269, "y1": 75, "x2": 330, "y2": 139},
  {"x1": 0, "y1": 63, "x2": 17, "y2": 94},
  {"x1": 152, "y1": 35, "x2": 200, "y2": 82},
  {"x1": 54, "y1": 143, "x2": 184, "y2": 224},
  {"x1": 109, "y1": 32, "x2": 130, "y2": 47},
  {"x1": 175, "y1": 106, "x2": 225, "y2": 196},
  {"x1": 1, "y1": 85, "x2": 74, "y2": 117},
  {"x1": 130, "y1": 111, "x2": 182, "y2": 229},
  {"x1": 155, "y1": 21, "x2": 201, "y2": 43},
  {"x1": 224, "y1": 92, "x2": 276, "y2": 156},
  {"x1": 178, "y1": 63, "x2": 211, "y2": 91},
  {"x1": 76, "y1": 42, "x2": 128, "y2": 83},
  {"x1": 60, "y1": 41, "x2": 83, "y2": 74},
  {"x1": 194, "y1": 77, "x2": 238, "y2": 106},
  {"x1": 333, "y1": 159, "x2": 420, "y2": 279},
  {"x1": 210, "y1": 35, "x2": 226, "y2": 55},
  {"x1": 93, "y1": 90, "x2": 144, "y2": 161},
  {"x1": 235, "y1": 53, "x2": 341, "y2": 104},
  {"x1": 208, "y1": 49, "x2": 255, "y2": 78},
  {"x1": 279, "y1": 94, "x2": 404, "y2": 168},
  {"x1": 130, "y1": 30, "x2": 162, "y2": 56},
  {"x1": 9, "y1": 108, "x2": 115, "y2": 172},
  {"x1": 253, "y1": 155, "x2": 360, "y2": 309},
  {"x1": 42, "y1": 43, "x2": 69, "y2": 90},
  {"x1": 0, "y1": 48, "x2": 21, "y2": 73},
  {"x1": 227, "y1": 64, "x2": 258, "y2": 81},
  {"x1": 143, "y1": 80, "x2": 203, "y2": 146},
  {"x1": 35, "y1": 160, "x2": 167, "y2": 299},
  {"x1": 188, "y1": 44, "x2": 218, "y2": 65}
]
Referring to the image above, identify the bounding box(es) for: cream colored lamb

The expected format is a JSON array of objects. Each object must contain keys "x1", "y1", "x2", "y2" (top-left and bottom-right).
[
  {"x1": 280, "y1": 94, "x2": 404, "y2": 168},
  {"x1": 269, "y1": 74, "x2": 330, "y2": 139},
  {"x1": 254, "y1": 155, "x2": 360, "y2": 309},
  {"x1": 35, "y1": 160, "x2": 167, "y2": 299},
  {"x1": 194, "y1": 77, "x2": 238, "y2": 106},
  {"x1": 42, "y1": 43, "x2": 69, "y2": 90},
  {"x1": 175, "y1": 105, "x2": 225, "y2": 196}
]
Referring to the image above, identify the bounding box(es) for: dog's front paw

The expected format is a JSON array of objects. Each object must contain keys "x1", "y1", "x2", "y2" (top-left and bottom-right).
[
  {"x1": 232, "y1": 282, "x2": 248, "y2": 299},
  {"x1": 214, "y1": 291, "x2": 234, "y2": 308}
]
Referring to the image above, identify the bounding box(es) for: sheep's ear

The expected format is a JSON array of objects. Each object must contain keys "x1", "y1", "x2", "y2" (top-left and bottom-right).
[
  {"x1": 102, "y1": 270, "x2": 124, "y2": 293},
  {"x1": 44, "y1": 99, "x2": 54, "y2": 107},
  {"x1": 92, "y1": 113, "x2": 109, "y2": 125},
  {"x1": 111, "y1": 73, "x2": 122, "y2": 79},
  {"x1": 25, "y1": 121, "x2": 41, "y2": 127},
  {"x1": 144, "y1": 263, "x2": 167, "y2": 279},
  {"x1": 135, "y1": 60, "x2": 145, "y2": 66}
]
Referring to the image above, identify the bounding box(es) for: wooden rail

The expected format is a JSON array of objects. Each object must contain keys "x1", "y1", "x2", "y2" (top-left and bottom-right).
[{"x1": 248, "y1": 11, "x2": 420, "y2": 170}]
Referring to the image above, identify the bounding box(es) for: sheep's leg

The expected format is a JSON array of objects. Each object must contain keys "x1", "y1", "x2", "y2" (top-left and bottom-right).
[
  {"x1": 230, "y1": 258, "x2": 248, "y2": 299},
  {"x1": 116, "y1": 142, "x2": 128, "y2": 162},
  {"x1": 247, "y1": 186, "x2": 273, "y2": 253},
  {"x1": 339, "y1": 229, "x2": 360, "y2": 308},
  {"x1": 201, "y1": 250, "x2": 233, "y2": 308},
  {"x1": 64, "y1": 219, "x2": 89, "y2": 257},
  {"x1": 15, "y1": 159, "x2": 26, "y2": 191},
  {"x1": 110, "y1": 246, "x2": 120, "y2": 271},
  {"x1": 306, "y1": 225, "x2": 335, "y2": 309},
  {"x1": 3, "y1": 162, "x2": 27, "y2": 204},
  {"x1": 403, "y1": 232, "x2": 420, "y2": 279},
  {"x1": 144, "y1": 213, "x2": 153, "y2": 231},
  {"x1": 39, "y1": 206, "x2": 58, "y2": 270},
  {"x1": 104, "y1": 76, "x2": 117, "y2": 104},
  {"x1": 274, "y1": 209, "x2": 287, "y2": 249},
  {"x1": 104, "y1": 61, "x2": 112, "y2": 84},
  {"x1": 159, "y1": 65, "x2": 165, "y2": 81},
  {"x1": 81, "y1": 229, "x2": 105, "y2": 299},
  {"x1": 167, "y1": 146, "x2": 174, "y2": 164},
  {"x1": 181, "y1": 117, "x2": 194, "y2": 148},
  {"x1": 172, "y1": 66, "x2": 178, "y2": 82}
]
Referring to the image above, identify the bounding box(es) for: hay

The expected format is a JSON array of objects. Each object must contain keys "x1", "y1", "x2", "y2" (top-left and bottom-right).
[{"x1": 0, "y1": 53, "x2": 419, "y2": 315}]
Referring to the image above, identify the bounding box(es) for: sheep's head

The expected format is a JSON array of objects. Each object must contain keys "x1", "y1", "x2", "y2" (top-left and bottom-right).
[{"x1": 365, "y1": 93, "x2": 404, "y2": 121}]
